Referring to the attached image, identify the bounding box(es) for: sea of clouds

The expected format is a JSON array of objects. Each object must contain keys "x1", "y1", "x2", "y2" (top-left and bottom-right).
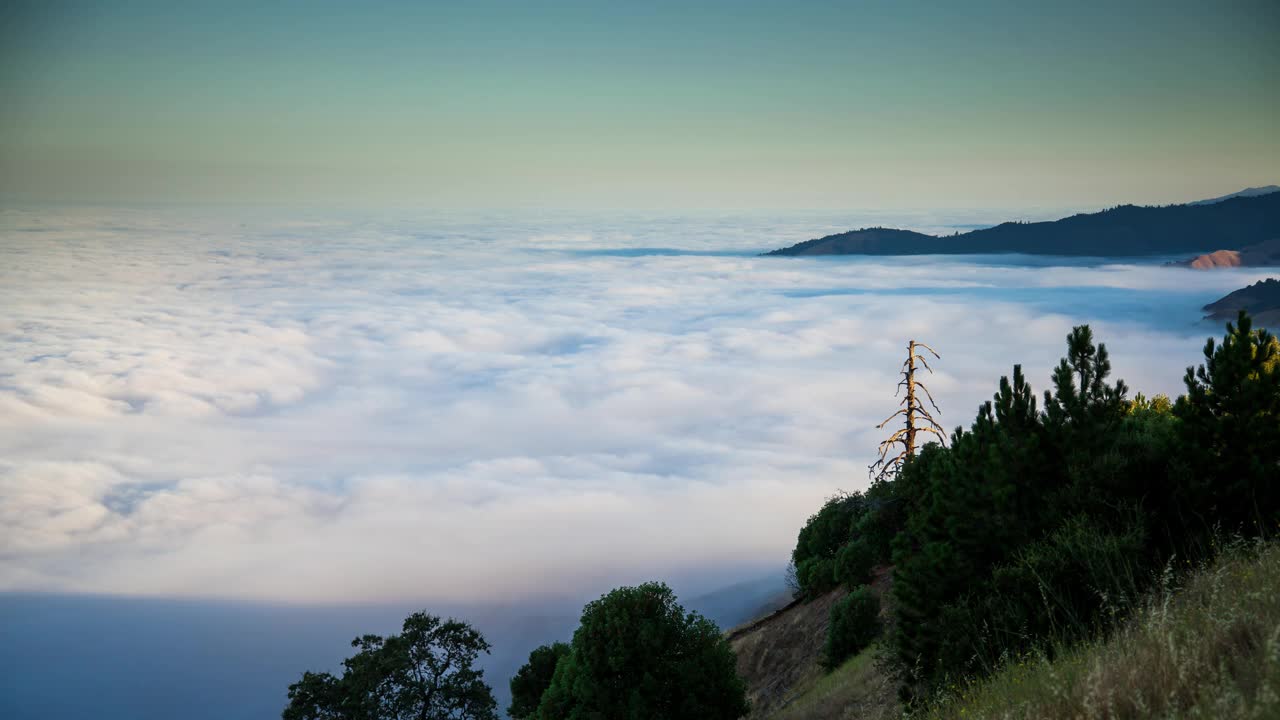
[{"x1": 1, "y1": 205, "x2": 1272, "y2": 607}]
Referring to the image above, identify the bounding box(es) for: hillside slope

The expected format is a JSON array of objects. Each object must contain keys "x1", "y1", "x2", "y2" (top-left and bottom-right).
[
  {"x1": 924, "y1": 542, "x2": 1280, "y2": 720},
  {"x1": 761, "y1": 228, "x2": 937, "y2": 256},
  {"x1": 728, "y1": 569, "x2": 897, "y2": 720},
  {"x1": 1171, "y1": 238, "x2": 1280, "y2": 269},
  {"x1": 1204, "y1": 278, "x2": 1280, "y2": 327},
  {"x1": 766, "y1": 191, "x2": 1280, "y2": 257}
]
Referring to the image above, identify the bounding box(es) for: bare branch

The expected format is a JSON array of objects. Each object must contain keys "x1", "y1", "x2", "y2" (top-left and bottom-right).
[
  {"x1": 916, "y1": 382, "x2": 943, "y2": 414},
  {"x1": 913, "y1": 341, "x2": 941, "y2": 359},
  {"x1": 877, "y1": 409, "x2": 908, "y2": 428}
]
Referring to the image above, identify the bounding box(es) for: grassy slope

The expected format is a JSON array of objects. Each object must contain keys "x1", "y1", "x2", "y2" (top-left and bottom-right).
[
  {"x1": 766, "y1": 643, "x2": 897, "y2": 720},
  {"x1": 729, "y1": 567, "x2": 898, "y2": 720},
  {"x1": 728, "y1": 587, "x2": 848, "y2": 718},
  {"x1": 925, "y1": 542, "x2": 1280, "y2": 720}
]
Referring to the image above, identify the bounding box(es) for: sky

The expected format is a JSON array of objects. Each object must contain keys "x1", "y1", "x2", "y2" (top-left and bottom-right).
[{"x1": 2, "y1": 0, "x2": 1278, "y2": 209}]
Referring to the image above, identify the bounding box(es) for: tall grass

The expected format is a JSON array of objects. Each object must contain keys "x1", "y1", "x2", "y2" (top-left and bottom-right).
[{"x1": 922, "y1": 541, "x2": 1280, "y2": 719}]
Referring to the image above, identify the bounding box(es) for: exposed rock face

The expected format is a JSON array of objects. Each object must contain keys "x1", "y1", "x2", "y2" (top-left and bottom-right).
[
  {"x1": 1187, "y1": 249, "x2": 1243, "y2": 268},
  {"x1": 1174, "y1": 238, "x2": 1280, "y2": 269}
]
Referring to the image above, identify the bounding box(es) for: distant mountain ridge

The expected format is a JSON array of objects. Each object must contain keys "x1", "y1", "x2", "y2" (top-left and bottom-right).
[
  {"x1": 765, "y1": 189, "x2": 1280, "y2": 257},
  {"x1": 1189, "y1": 185, "x2": 1280, "y2": 205}
]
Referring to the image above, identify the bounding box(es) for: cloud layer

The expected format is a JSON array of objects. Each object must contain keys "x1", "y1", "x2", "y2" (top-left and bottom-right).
[{"x1": 1, "y1": 207, "x2": 1271, "y2": 603}]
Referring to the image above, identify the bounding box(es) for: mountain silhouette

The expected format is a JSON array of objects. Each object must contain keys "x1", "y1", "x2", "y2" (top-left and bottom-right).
[
  {"x1": 766, "y1": 190, "x2": 1280, "y2": 257},
  {"x1": 1189, "y1": 185, "x2": 1280, "y2": 205}
]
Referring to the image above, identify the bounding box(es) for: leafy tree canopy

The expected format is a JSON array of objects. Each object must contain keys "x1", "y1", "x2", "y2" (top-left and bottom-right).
[
  {"x1": 282, "y1": 612, "x2": 498, "y2": 720},
  {"x1": 535, "y1": 582, "x2": 749, "y2": 720},
  {"x1": 508, "y1": 643, "x2": 569, "y2": 720}
]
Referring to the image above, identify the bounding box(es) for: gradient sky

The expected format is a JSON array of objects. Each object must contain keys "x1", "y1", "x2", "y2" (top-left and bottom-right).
[{"x1": 2, "y1": 0, "x2": 1277, "y2": 209}]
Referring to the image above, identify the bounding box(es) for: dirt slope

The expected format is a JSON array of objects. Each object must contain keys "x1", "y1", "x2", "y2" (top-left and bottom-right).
[{"x1": 728, "y1": 569, "x2": 897, "y2": 719}]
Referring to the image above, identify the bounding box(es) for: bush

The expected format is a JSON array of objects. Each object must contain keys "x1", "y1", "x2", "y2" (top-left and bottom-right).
[
  {"x1": 795, "y1": 556, "x2": 836, "y2": 598},
  {"x1": 834, "y1": 538, "x2": 875, "y2": 588},
  {"x1": 791, "y1": 493, "x2": 868, "y2": 598},
  {"x1": 823, "y1": 586, "x2": 881, "y2": 670}
]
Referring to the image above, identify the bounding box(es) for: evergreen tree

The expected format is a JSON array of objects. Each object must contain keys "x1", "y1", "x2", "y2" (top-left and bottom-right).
[
  {"x1": 1175, "y1": 312, "x2": 1280, "y2": 535},
  {"x1": 892, "y1": 365, "x2": 1048, "y2": 688}
]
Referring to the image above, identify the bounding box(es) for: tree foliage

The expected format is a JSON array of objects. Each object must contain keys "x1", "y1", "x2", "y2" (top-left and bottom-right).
[
  {"x1": 785, "y1": 315, "x2": 1280, "y2": 703},
  {"x1": 533, "y1": 581, "x2": 749, "y2": 720},
  {"x1": 1174, "y1": 313, "x2": 1280, "y2": 535},
  {"x1": 790, "y1": 492, "x2": 871, "y2": 598},
  {"x1": 282, "y1": 612, "x2": 498, "y2": 720},
  {"x1": 822, "y1": 586, "x2": 882, "y2": 670},
  {"x1": 508, "y1": 643, "x2": 570, "y2": 720}
]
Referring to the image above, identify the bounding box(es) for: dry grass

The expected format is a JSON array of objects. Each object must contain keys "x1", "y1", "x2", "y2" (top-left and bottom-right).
[
  {"x1": 924, "y1": 541, "x2": 1280, "y2": 720},
  {"x1": 768, "y1": 643, "x2": 898, "y2": 720},
  {"x1": 730, "y1": 587, "x2": 849, "y2": 718},
  {"x1": 731, "y1": 566, "x2": 899, "y2": 720}
]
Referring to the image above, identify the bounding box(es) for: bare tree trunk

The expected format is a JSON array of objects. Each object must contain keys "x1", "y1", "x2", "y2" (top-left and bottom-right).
[{"x1": 871, "y1": 339, "x2": 944, "y2": 479}]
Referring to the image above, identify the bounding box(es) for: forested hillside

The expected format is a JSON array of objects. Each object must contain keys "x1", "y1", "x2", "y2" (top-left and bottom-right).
[{"x1": 784, "y1": 312, "x2": 1279, "y2": 717}]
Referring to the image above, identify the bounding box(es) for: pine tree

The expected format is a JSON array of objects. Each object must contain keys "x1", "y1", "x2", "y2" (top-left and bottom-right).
[{"x1": 1175, "y1": 312, "x2": 1280, "y2": 534}]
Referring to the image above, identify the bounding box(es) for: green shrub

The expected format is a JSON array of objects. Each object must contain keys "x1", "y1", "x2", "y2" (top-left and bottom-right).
[
  {"x1": 791, "y1": 492, "x2": 877, "y2": 598},
  {"x1": 795, "y1": 556, "x2": 837, "y2": 598},
  {"x1": 823, "y1": 586, "x2": 881, "y2": 670},
  {"x1": 834, "y1": 538, "x2": 875, "y2": 588}
]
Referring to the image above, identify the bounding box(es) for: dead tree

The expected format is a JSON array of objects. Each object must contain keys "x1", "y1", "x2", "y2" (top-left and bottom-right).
[{"x1": 870, "y1": 340, "x2": 945, "y2": 479}]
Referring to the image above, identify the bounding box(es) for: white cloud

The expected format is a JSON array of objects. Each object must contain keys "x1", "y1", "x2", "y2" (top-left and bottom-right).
[{"x1": 0, "y1": 207, "x2": 1268, "y2": 603}]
